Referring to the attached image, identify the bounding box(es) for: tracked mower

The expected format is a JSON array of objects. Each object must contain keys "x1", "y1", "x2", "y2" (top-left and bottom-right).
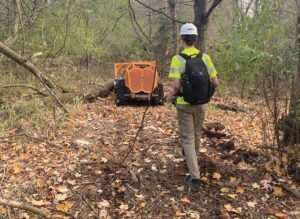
[{"x1": 114, "y1": 61, "x2": 164, "y2": 106}]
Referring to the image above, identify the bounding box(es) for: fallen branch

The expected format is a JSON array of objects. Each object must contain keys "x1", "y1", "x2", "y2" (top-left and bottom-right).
[
  {"x1": 0, "y1": 133, "x2": 61, "y2": 148},
  {"x1": 48, "y1": 208, "x2": 76, "y2": 219},
  {"x1": 271, "y1": 173, "x2": 300, "y2": 199},
  {"x1": 0, "y1": 42, "x2": 68, "y2": 113},
  {"x1": 0, "y1": 84, "x2": 47, "y2": 96},
  {"x1": 204, "y1": 122, "x2": 225, "y2": 131},
  {"x1": 214, "y1": 103, "x2": 246, "y2": 112},
  {"x1": 202, "y1": 127, "x2": 227, "y2": 139},
  {"x1": 82, "y1": 194, "x2": 100, "y2": 219},
  {"x1": 0, "y1": 198, "x2": 52, "y2": 219},
  {"x1": 0, "y1": 165, "x2": 11, "y2": 219}
]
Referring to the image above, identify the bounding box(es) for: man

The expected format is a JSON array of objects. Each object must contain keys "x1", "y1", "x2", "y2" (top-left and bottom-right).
[{"x1": 169, "y1": 23, "x2": 219, "y2": 191}]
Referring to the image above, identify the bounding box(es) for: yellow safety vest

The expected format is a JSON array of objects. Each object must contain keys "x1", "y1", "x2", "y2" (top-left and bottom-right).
[{"x1": 168, "y1": 47, "x2": 218, "y2": 105}]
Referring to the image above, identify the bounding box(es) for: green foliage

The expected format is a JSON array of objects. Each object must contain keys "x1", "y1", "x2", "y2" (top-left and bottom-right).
[{"x1": 214, "y1": 0, "x2": 295, "y2": 89}]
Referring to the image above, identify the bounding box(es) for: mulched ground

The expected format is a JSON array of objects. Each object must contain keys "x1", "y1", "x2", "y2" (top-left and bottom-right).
[{"x1": 0, "y1": 92, "x2": 299, "y2": 219}]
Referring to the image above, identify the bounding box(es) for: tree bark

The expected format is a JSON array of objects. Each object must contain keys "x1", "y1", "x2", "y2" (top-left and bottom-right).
[
  {"x1": 291, "y1": 15, "x2": 300, "y2": 117},
  {"x1": 168, "y1": 0, "x2": 178, "y2": 54},
  {"x1": 0, "y1": 198, "x2": 52, "y2": 219},
  {"x1": 285, "y1": 1, "x2": 300, "y2": 144},
  {"x1": 194, "y1": 0, "x2": 207, "y2": 51}
]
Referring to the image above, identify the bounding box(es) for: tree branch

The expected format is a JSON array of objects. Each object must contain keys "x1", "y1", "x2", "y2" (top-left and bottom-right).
[
  {"x1": 206, "y1": 0, "x2": 224, "y2": 19},
  {"x1": 135, "y1": 0, "x2": 186, "y2": 24},
  {"x1": 0, "y1": 42, "x2": 68, "y2": 113},
  {"x1": 1, "y1": 84, "x2": 48, "y2": 96},
  {"x1": 0, "y1": 198, "x2": 52, "y2": 219},
  {"x1": 0, "y1": 133, "x2": 61, "y2": 148}
]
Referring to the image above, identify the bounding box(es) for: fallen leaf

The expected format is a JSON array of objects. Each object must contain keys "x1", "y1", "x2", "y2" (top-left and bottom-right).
[
  {"x1": 118, "y1": 204, "x2": 128, "y2": 214},
  {"x1": 67, "y1": 180, "x2": 76, "y2": 185},
  {"x1": 228, "y1": 194, "x2": 237, "y2": 199},
  {"x1": 275, "y1": 212, "x2": 288, "y2": 218},
  {"x1": 264, "y1": 162, "x2": 273, "y2": 170},
  {"x1": 236, "y1": 186, "x2": 244, "y2": 194},
  {"x1": 174, "y1": 208, "x2": 186, "y2": 217},
  {"x1": 101, "y1": 157, "x2": 108, "y2": 163},
  {"x1": 56, "y1": 202, "x2": 74, "y2": 212},
  {"x1": 151, "y1": 164, "x2": 158, "y2": 171},
  {"x1": 135, "y1": 194, "x2": 145, "y2": 200},
  {"x1": 272, "y1": 186, "x2": 283, "y2": 197},
  {"x1": 97, "y1": 200, "x2": 110, "y2": 208},
  {"x1": 55, "y1": 193, "x2": 68, "y2": 201},
  {"x1": 213, "y1": 172, "x2": 222, "y2": 180},
  {"x1": 90, "y1": 153, "x2": 98, "y2": 160},
  {"x1": 139, "y1": 202, "x2": 146, "y2": 208},
  {"x1": 274, "y1": 166, "x2": 284, "y2": 177},
  {"x1": 181, "y1": 197, "x2": 191, "y2": 205},
  {"x1": 201, "y1": 176, "x2": 208, "y2": 182},
  {"x1": 12, "y1": 163, "x2": 22, "y2": 174},
  {"x1": 190, "y1": 212, "x2": 200, "y2": 219},
  {"x1": 260, "y1": 179, "x2": 272, "y2": 191},
  {"x1": 177, "y1": 186, "x2": 184, "y2": 191},
  {"x1": 0, "y1": 206, "x2": 6, "y2": 214},
  {"x1": 247, "y1": 201, "x2": 257, "y2": 208},
  {"x1": 252, "y1": 183, "x2": 260, "y2": 189},
  {"x1": 99, "y1": 209, "x2": 109, "y2": 218},
  {"x1": 220, "y1": 187, "x2": 229, "y2": 193},
  {"x1": 230, "y1": 176, "x2": 236, "y2": 182},
  {"x1": 118, "y1": 186, "x2": 126, "y2": 193},
  {"x1": 7, "y1": 129, "x2": 15, "y2": 134},
  {"x1": 30, "y1": 199, "x2": 51, "y2": 207},
  {"x1": 224, "y1": 204, "x2": 233, "y2": 212},
  {"x1": 199, "y1": 148, "x2": 207, "y2": 153},
  {"x1": 56, "y1": 185, "x2": 69, "y2": 193}
]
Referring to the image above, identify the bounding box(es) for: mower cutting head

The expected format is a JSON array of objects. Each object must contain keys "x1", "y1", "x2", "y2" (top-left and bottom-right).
[{"x1": 114, "y1": 61, "x2": 164, "y2": 105}]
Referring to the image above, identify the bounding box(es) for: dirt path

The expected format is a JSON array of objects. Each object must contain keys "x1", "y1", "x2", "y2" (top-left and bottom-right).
[{"x1": 0, "y1": 94, "x2": 299, "y2": 219}]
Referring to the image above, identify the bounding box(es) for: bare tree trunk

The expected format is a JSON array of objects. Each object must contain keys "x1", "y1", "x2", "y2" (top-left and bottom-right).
[
  {"x1": 15, "y1": 0, "x2": 25, "y2": 53},
  {"x1": 168, "y1": 0, "x2": 178, "y2": 54},
  {"x1": 284, "y1": 1, "x2": 300, "y2": 144},
  {"x1": 290, "y1": 16, "x2": 300, "y2": 117},
  {"x1": 194, "y1": 0, "x2": 207, "y2": 51}
]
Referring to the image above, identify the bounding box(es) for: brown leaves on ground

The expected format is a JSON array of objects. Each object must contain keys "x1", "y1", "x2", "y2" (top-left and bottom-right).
[{"x1": 0, "y1": 91, "x2": 299, "y2": 218}]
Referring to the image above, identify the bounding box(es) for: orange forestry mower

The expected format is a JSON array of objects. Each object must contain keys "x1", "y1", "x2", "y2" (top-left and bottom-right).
[{"x1": 114, "y1": 61, "x2": 164, "y2": 106}]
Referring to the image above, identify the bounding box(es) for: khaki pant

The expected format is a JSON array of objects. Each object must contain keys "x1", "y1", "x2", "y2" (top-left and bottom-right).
[{"x1": 177, "y1": 104, "x2": 207, "y2": 179}]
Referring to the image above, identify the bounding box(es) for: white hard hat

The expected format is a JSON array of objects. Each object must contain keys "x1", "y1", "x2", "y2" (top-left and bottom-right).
[{"x1": 180, "y1": 23, "x2": 198, "y2": 36}]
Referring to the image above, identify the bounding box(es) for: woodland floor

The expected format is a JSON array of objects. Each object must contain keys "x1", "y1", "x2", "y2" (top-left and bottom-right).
[{"x1": 0, "y1": 88, "x2": 299, "y2": 219}]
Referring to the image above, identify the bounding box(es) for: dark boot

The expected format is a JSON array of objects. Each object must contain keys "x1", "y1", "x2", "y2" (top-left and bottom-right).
[{"x1": 184, "y1": 175, "x2": 200, "y2": 192}]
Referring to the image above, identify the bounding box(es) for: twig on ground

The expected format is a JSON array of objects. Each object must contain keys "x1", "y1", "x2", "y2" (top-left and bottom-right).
[
  {"x1": 271, "y1": 173, "x2": 300, "y2": 199},
  {"x1": 0, "y1": 84, "x2": 47, "y2": 96},
  {"x1": 81, "y1": 194, "x2": 100, "y2": 219},
  {"x1": 214, "y1": 103, "x2": 247, "y2": 112},
  {"x1": 1, "y1": 164, "x2": 6, "y2": 185},
  {"x1": 0, "y1": 198, "x2": 52, "y2": 219},
  {"x1": 49, "y1": 208, "x2": 77, "y2": 219},
  {"x1": 135, "y1": 194, "x2": 163, "y2": 217},
  {"x1": 0, "y1": 164, "x2": 11, "y2": 219},
  {"x1": 0, "y1": 133, "x2": 61, "y2": 148}
]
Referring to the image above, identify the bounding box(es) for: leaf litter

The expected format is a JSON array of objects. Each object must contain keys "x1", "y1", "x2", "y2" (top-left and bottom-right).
[{"x1": 0, "y1": 92, "x2": 299, "y2": 218}]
